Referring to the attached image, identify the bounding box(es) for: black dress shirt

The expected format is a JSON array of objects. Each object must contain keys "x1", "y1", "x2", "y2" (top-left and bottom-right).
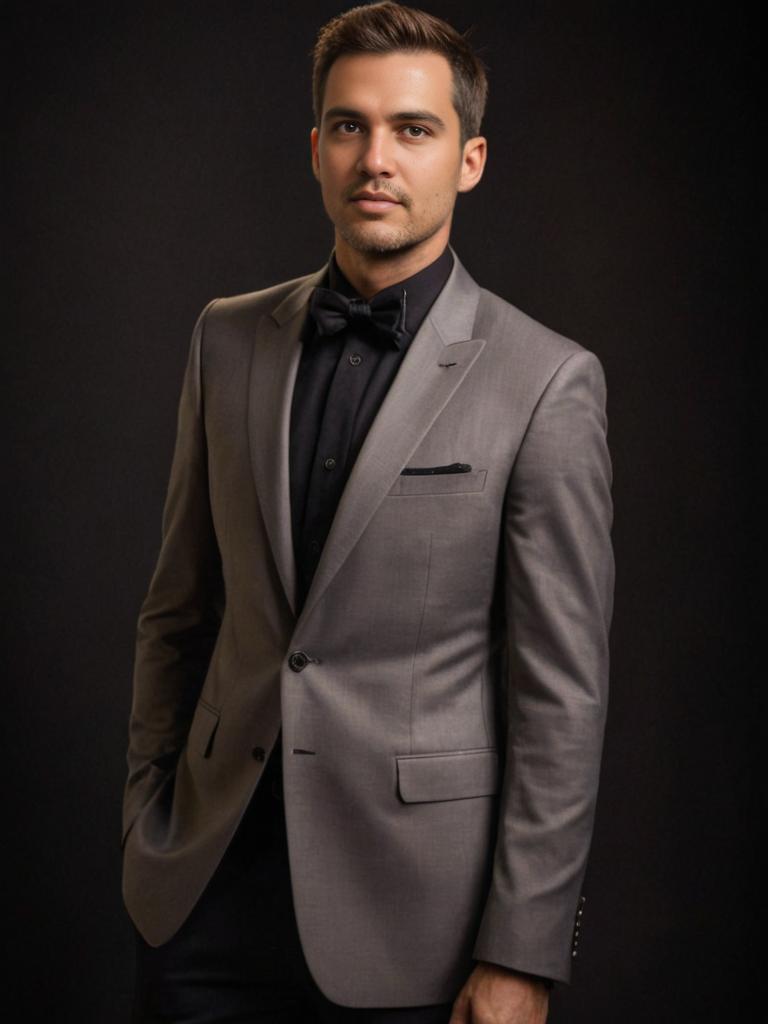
[{"x1": 289, "y1": 244, "x2": 455, "y2": 615}]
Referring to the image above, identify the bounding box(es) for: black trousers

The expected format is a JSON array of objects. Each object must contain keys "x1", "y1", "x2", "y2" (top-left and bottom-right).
[{"x1": 131, "y1": 757, "x2": 455, "y2": 1024}]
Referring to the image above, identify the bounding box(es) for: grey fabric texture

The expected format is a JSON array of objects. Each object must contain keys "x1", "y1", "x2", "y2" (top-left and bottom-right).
[{"x1": 121, "y1": 248, "x2": 614, "y2": 1008}]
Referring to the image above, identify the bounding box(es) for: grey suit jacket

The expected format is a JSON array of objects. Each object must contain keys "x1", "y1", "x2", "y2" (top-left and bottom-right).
[{"x1": 121, "y1": 246, "x2": 614, "y2": 1007}]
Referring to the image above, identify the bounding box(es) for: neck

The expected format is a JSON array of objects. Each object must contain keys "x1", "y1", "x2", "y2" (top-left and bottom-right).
[{"x1": 333, "y1": 229, "x2": 451, "y2": 300}]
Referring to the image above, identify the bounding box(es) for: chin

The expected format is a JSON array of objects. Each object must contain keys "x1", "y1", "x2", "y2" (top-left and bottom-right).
[{"x1": 338, "y1": 223, "x2": 422, "y2": 257}]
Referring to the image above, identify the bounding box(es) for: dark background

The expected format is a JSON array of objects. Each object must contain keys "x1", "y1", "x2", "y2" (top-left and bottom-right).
[{"x1": 5, "y1": 1, "x2": 757, "y2": 1019}]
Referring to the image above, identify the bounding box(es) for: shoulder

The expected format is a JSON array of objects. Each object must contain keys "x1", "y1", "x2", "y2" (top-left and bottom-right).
[
  {"x1": 475, "y1": 284, "x2": 588, "y2": 365},
  {"x1": 471, "y1": 281, "x2": 606, "y2": 393},
  {"x1": 184, "y1": 269, "x2": 321, "y2": 383},
  {"x1": 448, "y1": 249, "x2": 598, "y2": 374},
  {"x1": 200, "y1": 269, "x2": 320, "y2": 331}
]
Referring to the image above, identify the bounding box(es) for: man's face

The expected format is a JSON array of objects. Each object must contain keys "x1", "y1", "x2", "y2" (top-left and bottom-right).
[{"x1": 310, "y1": 50, "x2": 485, "y2": 258}]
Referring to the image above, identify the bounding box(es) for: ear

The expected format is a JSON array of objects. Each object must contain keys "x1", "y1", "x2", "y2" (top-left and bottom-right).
[
  {"x1": 310, "y1": 126, "x2": 321, "y2": 181},
  {"x1": 457, "y1": 136, "x2": 487, "y2": 194}
]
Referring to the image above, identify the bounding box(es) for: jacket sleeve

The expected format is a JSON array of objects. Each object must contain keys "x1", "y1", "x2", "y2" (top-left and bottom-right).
[
  {"x1": 471, "y1": 347, "x2": 615, "y2": 985},
  {"x1": 121, "y1": 298, "x2": 223, "y2": 846}
]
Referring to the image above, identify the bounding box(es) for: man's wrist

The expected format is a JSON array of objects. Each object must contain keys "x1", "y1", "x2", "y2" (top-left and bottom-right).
[{"x1": 479, "y1": 960, "x2": 554, "y2": 991}]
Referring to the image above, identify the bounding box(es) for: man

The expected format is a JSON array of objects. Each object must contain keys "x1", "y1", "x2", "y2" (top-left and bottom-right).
[{"x1": 122, "y1": 3, "x2": 614, "y2": 1022}]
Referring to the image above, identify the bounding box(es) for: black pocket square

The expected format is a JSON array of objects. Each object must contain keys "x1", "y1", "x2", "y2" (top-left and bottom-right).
[{"x1": 400, "y1": 462, "x2": 472, "y2": 476}]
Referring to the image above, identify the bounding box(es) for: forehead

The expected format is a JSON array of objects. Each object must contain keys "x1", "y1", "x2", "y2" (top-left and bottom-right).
[{"x1": 323, "y1": 50, "x2": 457, "y2": 122}]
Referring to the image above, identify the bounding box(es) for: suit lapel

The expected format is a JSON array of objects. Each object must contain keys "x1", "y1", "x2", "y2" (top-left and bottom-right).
[
  {"x1": 247, "y1": 247, "x2": 486, "y2": 624},
  {"x1": 246, "y1": 266, "x2": 326, "y2": 618}
]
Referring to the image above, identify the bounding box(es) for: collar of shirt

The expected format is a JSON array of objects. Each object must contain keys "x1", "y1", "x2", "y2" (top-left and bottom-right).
[{"x1": 313, "y1": 244, "x2": 455, "y2": 350}]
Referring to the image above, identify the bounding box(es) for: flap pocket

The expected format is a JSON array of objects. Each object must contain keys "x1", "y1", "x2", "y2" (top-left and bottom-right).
[
  {"x1": 396, "y1": 747, "x2": 500, "y2": 803},
  {"x1": 187, "y1": 698, "x2": 220, "y2": 759},
  {"x1": 388, "y1": 469, "x2": 487, "y2": 496}
]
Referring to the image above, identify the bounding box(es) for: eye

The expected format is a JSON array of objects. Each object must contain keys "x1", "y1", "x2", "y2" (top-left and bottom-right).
[
  {"x1": 335, "y1": 121, "x2": 362, "y2": 134},
  {"x1": 402, "y1": 125, "x2": 429, "y2": 138}
]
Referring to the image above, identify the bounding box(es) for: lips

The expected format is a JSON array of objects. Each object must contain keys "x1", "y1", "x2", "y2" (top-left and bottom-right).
[
  {"x1": 350, "y1": 192, "x2": 402, "y2": 213},
  {"x1": 351, "y1": 191, "x2": 400, "y2": 203}
]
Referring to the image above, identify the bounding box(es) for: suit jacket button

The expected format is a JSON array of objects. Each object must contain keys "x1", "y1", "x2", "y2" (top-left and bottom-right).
[
  {"x1": 252, "y1": 746, "x2": 265, "y2": 761},
  {"x1": 289, "y1": 651, "x2": 310, "y2": 671}
]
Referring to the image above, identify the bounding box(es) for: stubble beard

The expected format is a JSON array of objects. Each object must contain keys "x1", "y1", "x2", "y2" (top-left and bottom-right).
[{"x1": 337, "y1": 216, "x2": 446, "y2": 258}]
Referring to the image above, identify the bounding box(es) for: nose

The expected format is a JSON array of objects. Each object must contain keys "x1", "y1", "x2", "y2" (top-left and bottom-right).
[{"x1": 355, "y1": 127, "x2": 395, "y2": 178}]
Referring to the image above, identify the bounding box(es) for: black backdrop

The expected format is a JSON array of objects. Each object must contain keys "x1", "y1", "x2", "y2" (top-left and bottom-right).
[{"x1": 5, "y1": 1, "x2": 757, "y2": 1020}]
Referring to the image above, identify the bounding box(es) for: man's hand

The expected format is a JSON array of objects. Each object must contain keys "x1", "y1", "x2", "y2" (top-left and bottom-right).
[{"x1": 449, "y1": 961, "x2": 550, "y2": 1024}]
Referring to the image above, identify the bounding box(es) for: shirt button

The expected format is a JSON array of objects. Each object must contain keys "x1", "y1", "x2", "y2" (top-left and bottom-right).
[
  {"x1": 288, "y1": 650, "x2": 310, "y2": 671},
  {"x1": 251, "y1": 746, "x2": 265, "y2": 761},
  {"x1": 309, "y1": 539, "x2": 320, "y2": 554},
  {"x1": 348, "y1": 353, "x2": 362, "y2": 366},
  {"x1": 323, "y1": 456, "x2": 337, "y2": 470}
]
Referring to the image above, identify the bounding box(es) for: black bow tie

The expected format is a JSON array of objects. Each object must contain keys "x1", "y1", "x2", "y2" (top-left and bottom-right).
[{"x1": 308, "y1": 286, "x2": 408, "y2": 348}]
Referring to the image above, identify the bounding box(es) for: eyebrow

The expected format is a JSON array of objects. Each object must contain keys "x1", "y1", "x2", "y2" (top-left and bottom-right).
[{"x1": 323, "y1": 106, "x2": 447, "y2": 131}]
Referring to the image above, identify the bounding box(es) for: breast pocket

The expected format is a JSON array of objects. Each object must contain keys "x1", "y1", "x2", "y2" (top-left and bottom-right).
[{"x1": 388, "y1": 469, "x2": 487, "y2": 496}]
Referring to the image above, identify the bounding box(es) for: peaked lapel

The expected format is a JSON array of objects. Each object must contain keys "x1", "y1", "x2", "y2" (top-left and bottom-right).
[{"x1": 246, "y1": 246, "x2": 486, "y2": 625}]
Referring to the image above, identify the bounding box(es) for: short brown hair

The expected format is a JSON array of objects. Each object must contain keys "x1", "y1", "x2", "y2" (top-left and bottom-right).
[{"x1": 311, "y1": 2, "x2": 489, "y2": 147}]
